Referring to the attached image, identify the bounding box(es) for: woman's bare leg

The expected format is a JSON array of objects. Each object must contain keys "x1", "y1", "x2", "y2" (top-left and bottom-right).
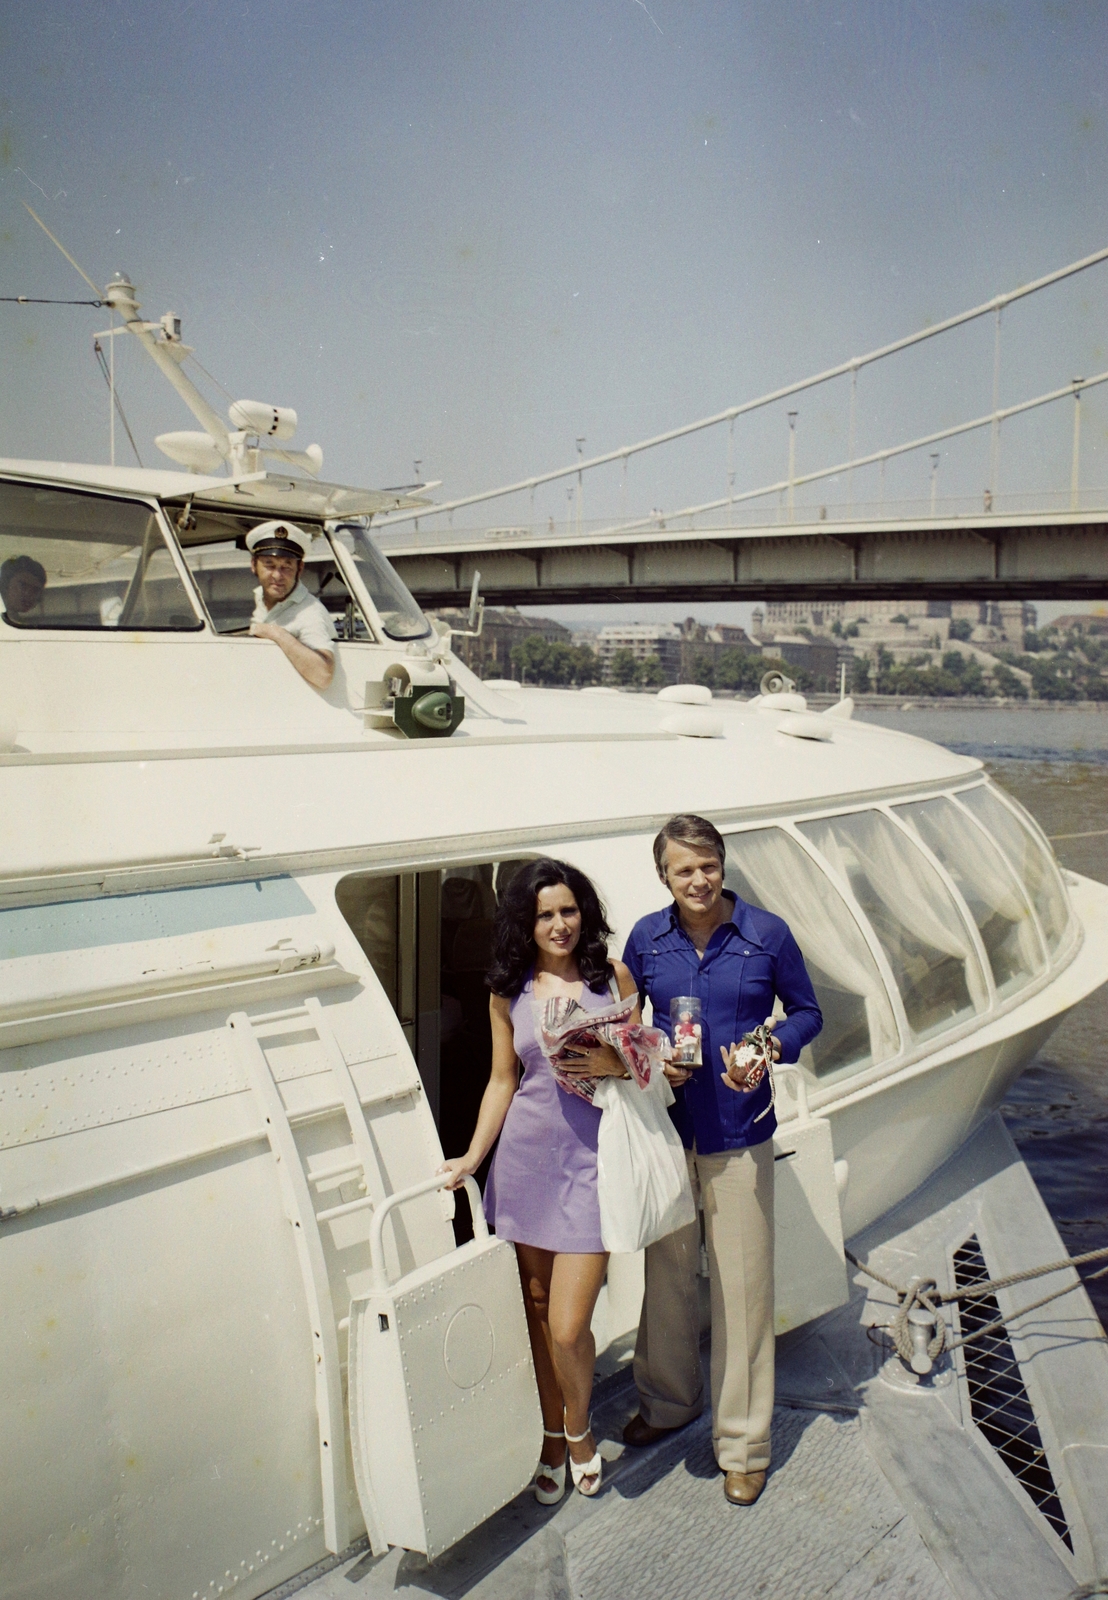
[
  {"x1": 516, "y1": 1245, "x2": 566, "y2": 1485},
  {"x1": 548, "y1": 1251, "x2": 609, "y2": 1484},
  {"x1": 516, "y1": 1246, "x2": 609, "y2": 1489}
]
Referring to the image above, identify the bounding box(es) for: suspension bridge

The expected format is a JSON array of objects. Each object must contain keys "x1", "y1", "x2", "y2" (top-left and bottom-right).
[{"x1": 372, "y1": 246, "x2": 1108, "y2": 609}]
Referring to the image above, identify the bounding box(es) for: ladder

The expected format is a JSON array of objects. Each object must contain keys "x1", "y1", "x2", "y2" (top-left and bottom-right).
[{"x1": 228, "y1": 995, "x2": 399, "y2": 1558}]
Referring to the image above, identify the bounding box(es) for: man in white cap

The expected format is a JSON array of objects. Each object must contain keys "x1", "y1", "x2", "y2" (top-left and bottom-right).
[{"x1": 246, "y1": 520, "x2": 337, "y2": 689}]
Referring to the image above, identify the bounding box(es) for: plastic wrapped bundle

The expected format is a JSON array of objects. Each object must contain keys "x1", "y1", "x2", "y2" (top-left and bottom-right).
[{"x1": 539, "y1": 991, "x2": 669, "y2": 1103}]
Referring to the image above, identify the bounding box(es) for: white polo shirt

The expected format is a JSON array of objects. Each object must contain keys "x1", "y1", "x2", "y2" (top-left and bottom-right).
[{"x1": 252, "y1": 581, "x2": 337, "y2": 654}]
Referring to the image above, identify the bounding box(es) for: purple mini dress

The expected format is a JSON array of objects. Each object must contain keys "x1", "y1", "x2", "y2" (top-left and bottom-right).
[{"x1": 483, "y1": 976, "x2": 610, "y2": 1255}]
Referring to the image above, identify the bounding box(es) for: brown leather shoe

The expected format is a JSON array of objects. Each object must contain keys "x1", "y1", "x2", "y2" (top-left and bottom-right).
[
  {"x1": 622, "y1": 1413, "x2": 681, "y2": 1448},
  {"x1": 723, "y1": 1469, "x2": 767, "y2": 1506}
]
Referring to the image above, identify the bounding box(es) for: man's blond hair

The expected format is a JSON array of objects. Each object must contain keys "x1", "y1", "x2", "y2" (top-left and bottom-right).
[{"x1": 652, "y1": 814, "x2": 726, "y2": 880}]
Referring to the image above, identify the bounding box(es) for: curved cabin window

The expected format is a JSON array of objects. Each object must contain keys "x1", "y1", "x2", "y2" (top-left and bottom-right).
[
  {"x1": 0, "y1": 480, "x2": 202, "y2": 631},
  {"x1": 955, "y1": 785, "x2": 1070, "y2": 955},
  {"x1": 895, "y1": 796, "x2": 1044, "y2": 997},
  {"x1": 724, "y1": 827, "x2": 899, "y2": 1081},
  {"x1": 798, "y1": 809, "x2": 988, "y2": 1044}
]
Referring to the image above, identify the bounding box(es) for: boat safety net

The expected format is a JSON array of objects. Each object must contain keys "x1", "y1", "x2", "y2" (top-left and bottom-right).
[{"x1": 952, "y1": 1236, "x2": 1071, "y2": 1550}]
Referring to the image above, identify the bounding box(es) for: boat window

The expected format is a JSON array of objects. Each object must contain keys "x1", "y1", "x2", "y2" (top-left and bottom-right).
[
  {"x1": 798, "y1": 809, "x2": 988, "y2": 1044},
  {"x1": 179, "y1": 516, "x2": 362, "y2": 638},
  {"x1": 895, "y1": 797, "x2": 1044, "y2": 997},
  {"x1": 0, "y1": 877, "x2": 315, "y2": 960},
  {"x1": 0, "y1": 480, "x2": 202, "y2": 631},
  {"x1": 955, "y1": 785, "x2": 1070, "y2": 955},
  {"x1": 330, "y1": 524, "x2": 432, "y2": 641},
  {"x1": 724, "y1": 827, "x2": 899, "y2": 1080}
]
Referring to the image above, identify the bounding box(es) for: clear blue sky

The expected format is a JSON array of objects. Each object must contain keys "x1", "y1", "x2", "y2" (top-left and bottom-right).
[{"x1": 3, "y1": 1, "x2": 1107, "y2": 627}]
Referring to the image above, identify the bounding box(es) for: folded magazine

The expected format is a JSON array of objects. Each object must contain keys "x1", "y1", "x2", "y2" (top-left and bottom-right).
[{"x1": 538, "y1": 991, "x2": 670, "y2": 1104}]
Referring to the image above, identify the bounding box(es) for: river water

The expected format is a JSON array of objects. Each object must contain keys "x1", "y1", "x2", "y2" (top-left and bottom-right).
[{"x1": 856, "y1": 704, "x2": 1108, "y2": 1328}]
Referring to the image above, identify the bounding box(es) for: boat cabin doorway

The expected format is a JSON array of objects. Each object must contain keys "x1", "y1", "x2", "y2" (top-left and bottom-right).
[{"x1": 336, "y1": 860, "x2": 535, "y2": 1239}]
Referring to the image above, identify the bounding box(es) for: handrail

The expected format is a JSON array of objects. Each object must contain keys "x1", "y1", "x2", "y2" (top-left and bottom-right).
[
  {"x1": 0, "y1": 941, "x2": 337, "y2": 1023},
  {"x1": 773, "y1": 1063, "x2": 811, "y2": 1124},
  {"x1": 369, "y1": 1172, "x2": 486, "y2": 1290}
]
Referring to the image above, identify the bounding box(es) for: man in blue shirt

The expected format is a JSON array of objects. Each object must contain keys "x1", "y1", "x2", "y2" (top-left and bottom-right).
[{"x1": 621, "y1": 814, "x2": 822, "y2": 1506}]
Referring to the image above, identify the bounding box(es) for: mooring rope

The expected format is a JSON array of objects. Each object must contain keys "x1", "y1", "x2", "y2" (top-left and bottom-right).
[{"x1": 846, "y1": 1244, "x2": 1108, "y2": 1364}]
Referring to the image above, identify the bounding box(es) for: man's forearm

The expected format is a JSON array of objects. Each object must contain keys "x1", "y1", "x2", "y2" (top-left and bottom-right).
[{"x1": 268, "y1": 626, "x2": 334, "y2": 688}]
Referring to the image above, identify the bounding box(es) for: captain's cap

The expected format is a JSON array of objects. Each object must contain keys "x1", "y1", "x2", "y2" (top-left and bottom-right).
[{"x1": 246, "y1": 520, "x2": 313, "y2": 560}]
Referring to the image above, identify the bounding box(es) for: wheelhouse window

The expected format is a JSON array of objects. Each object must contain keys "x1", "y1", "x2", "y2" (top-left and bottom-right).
[
  {"x1": 0, "y1": 480, "x2": 202, "y2": 631},
  {"x1": 724, "y1": 827, "x2": 899, "y2": 1081},
  {"x1": 177, "y1": 510, "x2": 361, "y2": 637},
  {"x1": 955, "y1": 785, "x2": 1070, "y2": 955},
  {"x1": 798, "y1": 809, "x2": 988, "y2": 1044},
  {"x1": 895, "y1": 796, "x2": 1044, "y2": 998},
  {"x1": 331, "y1": 524, "x2": 431, "y2": 641}
]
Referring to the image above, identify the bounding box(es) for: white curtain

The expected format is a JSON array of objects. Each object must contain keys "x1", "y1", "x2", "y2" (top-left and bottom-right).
[
  {"x1": 805, "y1": 812, "x2": 989, "y2": 1015},
  {"x1": 898, "y1": 800, "x2": 1042, "y2": 978},
  {"x1": 725, "y1": 828, "x2": 900, "y2": 1065},
  {"x1": 958, "y1": 786, "x2": 1069, "y2": 951}
]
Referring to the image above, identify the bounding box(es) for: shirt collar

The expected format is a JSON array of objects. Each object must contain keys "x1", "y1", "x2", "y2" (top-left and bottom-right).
[
  {"x1": 254, "y1": 579, "x2": 308, "y2": 616},
  {"x1": 662, "y1": 891, "x2": 765, "y2": 950}
]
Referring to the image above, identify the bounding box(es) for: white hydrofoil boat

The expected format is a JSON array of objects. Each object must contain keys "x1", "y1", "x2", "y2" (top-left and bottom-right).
[{"x1": 2, "y1": 267, "x2": 1107, "y2": 1600}]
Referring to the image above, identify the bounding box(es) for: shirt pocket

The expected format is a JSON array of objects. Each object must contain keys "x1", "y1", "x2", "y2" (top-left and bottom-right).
[{"x1": 737, "y1": 951, "x2": 777, "y2": 1026}]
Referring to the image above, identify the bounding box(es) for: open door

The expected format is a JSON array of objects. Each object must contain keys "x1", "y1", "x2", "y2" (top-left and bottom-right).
[
  {"x1": 347, "y1": 1176, "x2": 542, "y2": 1559},
  {"x1": 336, "y1": 859, "x2": 536, "y2": 1241}
]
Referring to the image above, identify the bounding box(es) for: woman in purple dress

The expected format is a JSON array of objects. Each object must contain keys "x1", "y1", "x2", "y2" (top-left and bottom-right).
[{"x1": 440, "y1": 859, "x2": 637, "y2": 1502}]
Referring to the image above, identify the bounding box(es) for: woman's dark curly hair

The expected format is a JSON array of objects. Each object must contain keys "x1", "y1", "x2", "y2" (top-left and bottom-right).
[{"x1": 487, "y1": 858, "x2": 613, "y2": 999}]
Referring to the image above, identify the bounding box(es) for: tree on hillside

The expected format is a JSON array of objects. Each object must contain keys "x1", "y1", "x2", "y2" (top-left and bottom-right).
[
  {"x1": 685, "y1": 653, "x2": 716, "y2": 688},
  {"x1": 571, "y1": 644, "x2": 601, "y2": 685},
  {"x1": 510, "y1": 634, "x2": 550, "y2": 684},
  {"x1": 712, "y1": 650, "x2": 813, "y2": 695},
  {"x1": 608, "y1": 648, "x2": 638, "y2": 685},
  {"x1": 509, "y1": 634, "x2": 601, "y2": 685},
  {"x1": 991, "y1": 663, "x2": 1028, "y2": 700},
  {"x1": 1030, "y1": 658, "x2": 1079, "y2": 700}
]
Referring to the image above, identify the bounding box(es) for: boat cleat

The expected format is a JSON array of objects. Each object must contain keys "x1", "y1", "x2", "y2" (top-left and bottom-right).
[{"x1": 879, "y1": 1350, "x2": 954, "y2": 1392}]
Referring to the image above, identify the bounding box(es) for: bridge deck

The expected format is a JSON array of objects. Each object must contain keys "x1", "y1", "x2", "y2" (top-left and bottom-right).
[{"x1": 380, "y1": 509, "x2": 1108, "y2": 606}]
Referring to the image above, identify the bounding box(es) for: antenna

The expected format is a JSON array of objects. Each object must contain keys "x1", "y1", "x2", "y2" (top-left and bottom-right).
[
  {"x1": 22, "y1": 204, "x2": 121, "y2": 461},
  {"x1": 22, "y1": 203, "x2": 101, "y2": 296},
  {"x1": 21, "y1": 204, "x2": 321, "y2": 481}
]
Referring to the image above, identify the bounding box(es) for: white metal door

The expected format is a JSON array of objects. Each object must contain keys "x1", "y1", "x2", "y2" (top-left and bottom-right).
[{"x1": 348, "y1": 1175, "x2": 542, "y2": 1559}]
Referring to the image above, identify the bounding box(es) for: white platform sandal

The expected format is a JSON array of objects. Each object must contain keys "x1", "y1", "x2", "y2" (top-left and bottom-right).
[
  {"x1": 565, "y1": 1417, "x2": 603, "y2": 1497},
  {"x1": 533, "y1": 1429, "x2": 567, "y2": 1504}
]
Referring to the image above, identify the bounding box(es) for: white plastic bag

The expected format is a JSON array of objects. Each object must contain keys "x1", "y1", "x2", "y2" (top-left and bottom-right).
[{"x1": 592, "y1": 1072, "x2": 696, "y2": 1254}]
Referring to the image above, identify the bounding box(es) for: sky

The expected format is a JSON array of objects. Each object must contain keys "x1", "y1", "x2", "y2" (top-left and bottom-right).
[{"x1": 3, "y1": 0, "x2": 1108, "y2": 630}]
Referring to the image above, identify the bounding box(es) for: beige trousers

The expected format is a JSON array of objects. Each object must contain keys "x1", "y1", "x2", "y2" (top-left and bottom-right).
[{"x1": 632, "y1": 1140, "x2": 775, "y2": 1473}]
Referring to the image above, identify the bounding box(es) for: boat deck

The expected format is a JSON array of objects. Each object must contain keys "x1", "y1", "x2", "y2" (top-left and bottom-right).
[
  {"x1": 271, "y1": 1393, "x2": 956, "y2": 1600},
  {"x1": 278, "y1": 1116, "x2": 1107, "y2": 1600}
]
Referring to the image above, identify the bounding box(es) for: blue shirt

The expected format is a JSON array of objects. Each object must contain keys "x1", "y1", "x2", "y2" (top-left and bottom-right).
[{"x1": 622, "y1": 892, "x2": 823, "y2": 1153}]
